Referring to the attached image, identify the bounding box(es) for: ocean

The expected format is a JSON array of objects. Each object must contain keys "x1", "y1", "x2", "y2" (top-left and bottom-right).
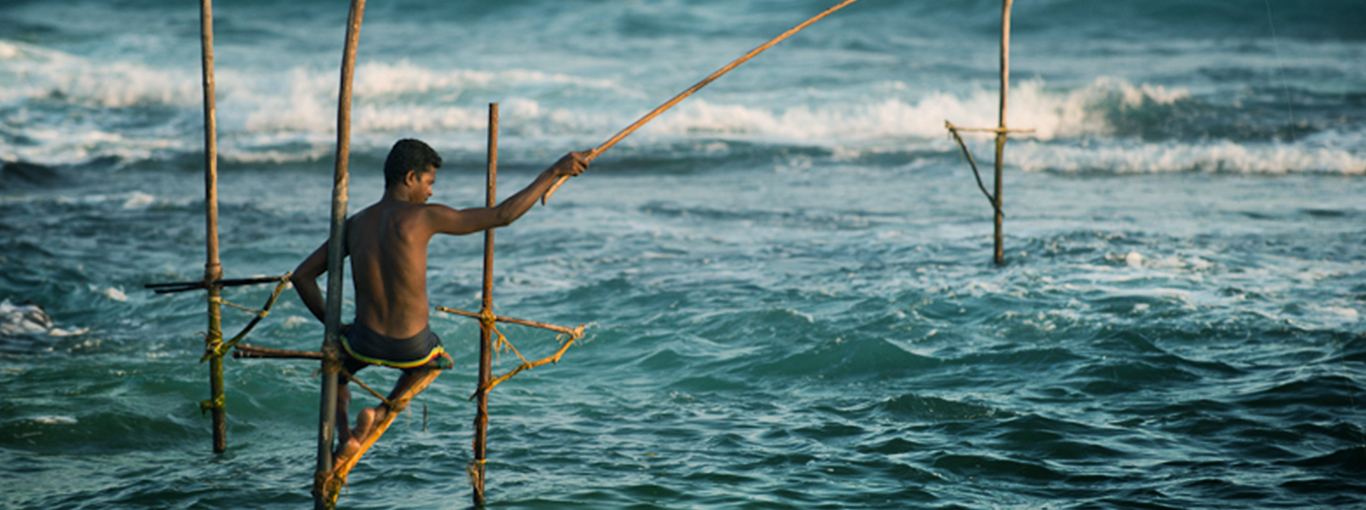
[{"x1": 1, "y1": 0, "x2": 1364, "y2": 508}]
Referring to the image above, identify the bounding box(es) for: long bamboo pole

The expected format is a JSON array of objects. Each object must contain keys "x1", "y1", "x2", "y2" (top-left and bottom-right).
[
  {"x1": 993, "y1": 0, "x2": 1013, "y2": 266},
  {"x1": 540, "y1": 0, "x2": 860, "y2": 204},
  {"x1": 314, "y1": 1, "x2": 365, "y2": 508},
  {"x1": 472, "y1": 102, "x2": 498, "y2": 507},
  {"x1": 197, "y1": 0, "x2": 227, "y2": 454}
]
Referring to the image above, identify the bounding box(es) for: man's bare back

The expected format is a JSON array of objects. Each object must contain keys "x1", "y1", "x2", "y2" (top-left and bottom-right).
[{"x1": 291, "y1": 139, "x2": 587, "y2": 462}]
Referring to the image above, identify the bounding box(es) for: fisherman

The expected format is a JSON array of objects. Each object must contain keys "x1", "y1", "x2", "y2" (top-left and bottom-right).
[{"x1": 291, "y1": 139, "x2": 588, "y2": 462}]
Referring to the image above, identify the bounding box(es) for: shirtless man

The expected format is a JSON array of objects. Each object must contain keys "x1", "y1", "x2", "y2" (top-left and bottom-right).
[{"x1": 291, "y1": 139, "x2": 587, "y2": 461}]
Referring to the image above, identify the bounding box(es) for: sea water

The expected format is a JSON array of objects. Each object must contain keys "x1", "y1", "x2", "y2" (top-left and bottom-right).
[{"x1": 1, "y1": 1, "x2": 1363, "y2": 508}]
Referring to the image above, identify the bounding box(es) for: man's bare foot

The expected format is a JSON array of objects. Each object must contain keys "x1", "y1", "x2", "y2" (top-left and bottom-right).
[
  {"x1": 334, "y1": 436, "x2": 363, "y2": 466},
  {"x1": 353, "y1": 406, "x2": 386, "y2": 440},
  {"x1": 334, "y1": 406, "x2": 388, "y2": 466}
]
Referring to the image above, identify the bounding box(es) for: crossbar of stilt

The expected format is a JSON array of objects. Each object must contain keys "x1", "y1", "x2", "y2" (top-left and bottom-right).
[
  {"x1": 233, "y1": 343, "x2": 322, "y2": 360},
  {"x1": 435, "y1": 306, "x2": 583, "y2": 337}
]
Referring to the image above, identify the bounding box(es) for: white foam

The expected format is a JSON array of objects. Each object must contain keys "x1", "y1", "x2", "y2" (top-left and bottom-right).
[
  {"x1": 101, "y1": 287, "x2": 128, "y2": 302},
  {"x1": 122, "y1": 192, "x2": 154, "y2": 209},
  {"x1": 282, "y1": 316, "x2": 310, "y2": 329},
  {"x1": 2, "y1": 42, "x2": 1361, "y2": 177},
  {"x1": 1124, "y1": 252, "x2": 1145, "y2": 267},
  {"x1": 644, "y1": 77, "x2": 1187, "y2": 142},
  {"x1": 0, "y1": 41, "x2": 197, "y2": 107},
  {"x1": 1009, "y1": 138, "x2": 1366, "y2": 175},
  {"x1": 48, "y1": 327, "x2": 90, "y2": 337},
  {"x1": 0, "y1": 299, "x2": 53, "y2": 335},
  {"x1": 31, "y1": 416, "x2": 78, "y2": 425}
]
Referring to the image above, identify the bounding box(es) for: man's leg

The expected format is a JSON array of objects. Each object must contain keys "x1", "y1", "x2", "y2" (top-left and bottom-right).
[
  {"x1": 352, "y1": 368, "x2": 429, "y2": 433},
  {"x1": 348, "y1": 366, "x2": 438, "y2": 443},
  {"x1": 336, "y1": 380, "x2": 352, "y2": 445}
]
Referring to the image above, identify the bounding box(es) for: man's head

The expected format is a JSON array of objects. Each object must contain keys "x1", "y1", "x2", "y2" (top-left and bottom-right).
[{"x1": 384, "y1": 139, "x2": 443, "y2": 191}]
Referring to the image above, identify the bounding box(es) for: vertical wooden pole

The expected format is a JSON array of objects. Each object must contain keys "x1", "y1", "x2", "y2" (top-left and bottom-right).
[
  {"x1": 198, "y1": 0, "x2": 227, "y2": 454},
  {"x1": 473, "y1": 102, "x2": 498, "y2": 507},
  {"x1": 314, "y1": 1, "x2": 365, "y2": 509},
  {"x1": 993, "y1": 0, "x2": 1012, "y2": 266}
]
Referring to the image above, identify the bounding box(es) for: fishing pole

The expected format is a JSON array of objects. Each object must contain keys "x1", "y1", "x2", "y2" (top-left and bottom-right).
[{"x1": 540, "y1": 0, "x2": 861, "y2": 205}]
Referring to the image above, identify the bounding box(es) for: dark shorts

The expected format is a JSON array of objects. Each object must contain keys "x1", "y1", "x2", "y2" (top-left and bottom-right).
[{"x1": 341, "y1": 322, "x2": 448, "y2": 374}]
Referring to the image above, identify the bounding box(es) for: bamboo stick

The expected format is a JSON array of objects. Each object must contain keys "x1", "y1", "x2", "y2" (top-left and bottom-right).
[
  {"x1": 146, "y1": 275, "x2": 288, "y2": 293},
  {"x1": 475, "y1": 333, "x2": 580, "y2": 399},
  {"x1": 993, "y1": 0, "x2": 1013, "y2": 266},
  {"x1": 318, "y1": 368, "x2": 441, "y2": 509},
  {"x1": 472, "y1": 103, "x2": 498, "y2": 507},
  {"x1": 233, "y1": 344, "x2": 322, "y2": 360},
  {"x1": 539, "y1": 0, "x2": 861, "y2": 205},
  {"x1": 945, "y1": 121, "x2": 1002, "y2": 219},
  {"x1": 944, "y1": 125, "x2": 1033, "y2": 134},
  {"x1": 314, "y1": 2, "x2": 364, "y2": 508},
  {"x1": 435, "y1": 306, "x2": 583, "y2": 337},
  {"x1": 197, "y1": 0, "x2": 228, "y2": 454},
  {"x1": 200, "y1": 275, "x2": 292, "y2": 363}
]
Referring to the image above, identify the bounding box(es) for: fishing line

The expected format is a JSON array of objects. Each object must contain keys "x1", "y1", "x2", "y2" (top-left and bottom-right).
[
  {"x1": 1264, "y1": 0, "x2": 1296, "y2": 142},
  {"x1": 1266, "y1": 0, "x2": 1364, "y2": 458},
  {"x1": 1269, "y1": 3, "x2": 1366, "y2": 455}
]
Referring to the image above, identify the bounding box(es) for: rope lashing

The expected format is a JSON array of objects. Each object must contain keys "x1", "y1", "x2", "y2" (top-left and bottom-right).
[
  {"x1": 199, "y1": 274, "x2": 291, "y2": 363},
  {"x1": 210, "y1": 296, "x2": 267, "y2": 317},
  {"x1": 435, "y1": 306, "x2": 585, "y2": 399},
  {"x1": 470, "y1": 323, "x2": 585, "y2": 400},
  {"x1": 479, "y1": 307, "x2": 530, "y2": 367},
  {"x1": 199, "y1": 393, "x2": 225, "y2": 415}
]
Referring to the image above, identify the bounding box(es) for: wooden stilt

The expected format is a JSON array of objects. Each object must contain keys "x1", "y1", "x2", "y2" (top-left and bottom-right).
[
  {"x1": 944, "y1": 0, "x2": 1022, "y2": 266},
  {"x1": 314, "y1": 1, "x2": 365, "y2": 509},
  {"x1": 472, "y1": 102, "x2": 498, "y2": 507},
  {"x1": 197, "y1": 0, "x2": 227, "y2": 454},
  {"x1": 993, "y1": 0, "x2": 1013, "y2": 266},
  {"x1": 317, "y1": 369, "x2": 442, "y2": 509}
]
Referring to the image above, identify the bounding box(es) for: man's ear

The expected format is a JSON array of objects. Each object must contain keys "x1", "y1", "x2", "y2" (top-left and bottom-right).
[{"x1": 403, "y1": 169, "x2": 420, "y2": 187}]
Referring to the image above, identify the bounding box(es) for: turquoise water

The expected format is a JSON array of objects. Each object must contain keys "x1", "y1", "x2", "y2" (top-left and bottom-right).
[{"x1": 2, "y1": 1, "x2": 1364, "y2": 508}]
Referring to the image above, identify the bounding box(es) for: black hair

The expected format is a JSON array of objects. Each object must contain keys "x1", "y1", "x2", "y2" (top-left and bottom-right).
[{"x1": 383, "y1": 139, "x2": 442, "y2": 188}]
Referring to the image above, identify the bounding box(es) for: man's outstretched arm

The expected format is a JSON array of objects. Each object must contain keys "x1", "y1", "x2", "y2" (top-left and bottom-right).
[{"x1": 429, "y1": 151, "x2": 589, "y2": 235}]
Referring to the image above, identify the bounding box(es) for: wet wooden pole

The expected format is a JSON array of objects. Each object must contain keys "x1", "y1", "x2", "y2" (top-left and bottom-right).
[
  {"x1": 198, "y1": 0, "x2": 227, "y2": 454},
  {"x1": 314, "y1": 1, "x2": 364, "y2": 509},
  {"x1": 472, "y1": 102, "x2": 498, "y2": 507},
  {"x1": 992, "y1": 0, "x2": 1013, "y2": 266}
]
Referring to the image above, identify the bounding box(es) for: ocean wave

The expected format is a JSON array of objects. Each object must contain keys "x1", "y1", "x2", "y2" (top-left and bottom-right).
[
  {"x1": 642, "y1": 77, "x2": 1190, "y2": 142},
  {"x1": 1009, "y1": 136, "x2": 1366, "y2": 175},
  {"x1": 0, "y1": 40, "x2": 198, "y2": 108},
  {"x1": 3, "y1": 34, "x2": 1361, "y2": 176}
]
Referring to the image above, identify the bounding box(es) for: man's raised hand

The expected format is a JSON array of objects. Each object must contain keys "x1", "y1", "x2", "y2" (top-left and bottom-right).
[{"x1": 551, "y1": 151, "x2": 590, "y2": 179}]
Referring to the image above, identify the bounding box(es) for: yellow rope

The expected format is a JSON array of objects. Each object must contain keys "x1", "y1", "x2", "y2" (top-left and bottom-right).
[
  {"x1": 199, "y1": 393, "x2": 225, "y2": 415},
  {"x1": 479, "y1": 308, "x2": 530, "y2": 366},
  {"x1": 200, "y1": 275, "x2": 291, "y2": 363},
  {"x1": 209, "y1": 296, "x2": 266, "y2": 317}
]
